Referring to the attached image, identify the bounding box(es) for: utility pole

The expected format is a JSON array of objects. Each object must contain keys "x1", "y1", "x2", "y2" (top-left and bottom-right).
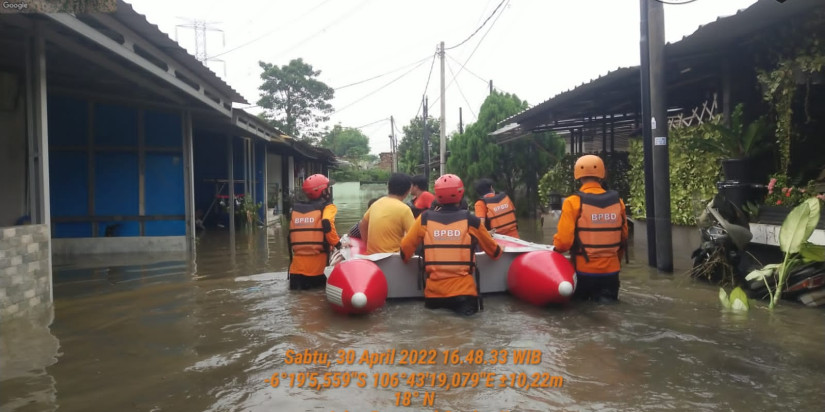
[
  {"x1": 639, "y1": 0, "x2": 657, "y2": 268},
  {"x1": 489, "y1": 80, "x2": 493, "y2": 95},
  {"x1": 649, "y1": 0, "x2": 673, "y2": 272},
  {"x1": 459, "y1": 107, "x2": 464, "y2": 134},
  {"x1": 439, "y1": 41, "x2": 446, "y2": 176},
  {"x1": 389, "y1": 115, "x2": 397, "y2": 172},
  {"x1": 422, "y1": 96, "x2": 430, "y2": 184}
]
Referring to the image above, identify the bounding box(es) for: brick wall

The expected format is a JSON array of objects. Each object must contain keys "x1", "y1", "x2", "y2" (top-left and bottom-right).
[
  {"x1": 0, "y1": 224, "x2": 51, "y2": 321},
  {"x1": 378, "y1": 152, "x2": 393, "y2": 171}
]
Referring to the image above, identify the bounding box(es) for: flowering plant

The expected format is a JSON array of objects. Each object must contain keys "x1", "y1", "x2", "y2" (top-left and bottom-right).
[{"x1": 765, "y1": 173, "x2": 824, "y2": 208}]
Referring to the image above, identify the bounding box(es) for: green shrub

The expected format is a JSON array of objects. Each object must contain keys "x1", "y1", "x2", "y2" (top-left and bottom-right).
[
  {"x1": 538, "y1": 152, "x2": 630, "y2": 206},
  {"x1": 330, "y1": 166, "x2": 391, "y2": 183},
  {"x1": 628, "y1": 118, "x2": 725, "y2": 225}
]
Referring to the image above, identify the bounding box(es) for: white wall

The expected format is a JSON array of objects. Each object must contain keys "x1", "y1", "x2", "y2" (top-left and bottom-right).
[{"x1": 266, "y1": 151, "x2": 283, "y2": 213}]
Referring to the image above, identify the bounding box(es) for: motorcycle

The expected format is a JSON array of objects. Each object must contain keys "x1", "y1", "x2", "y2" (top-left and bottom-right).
[
  {"x1": 691, "y1": 194, "x2": 825, "y2": 307},
  {"x1": 691, "y1": 194, "x2": 754, "y2": 285}
]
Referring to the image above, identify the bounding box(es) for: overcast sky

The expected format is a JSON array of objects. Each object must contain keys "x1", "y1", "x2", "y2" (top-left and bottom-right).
[{"x1": 127, "y1": 0, "x2": 758, "y2": 154}]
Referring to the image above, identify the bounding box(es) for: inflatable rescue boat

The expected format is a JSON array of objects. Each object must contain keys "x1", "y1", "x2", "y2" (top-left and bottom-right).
[{"x1": 325, "y1": 234, "x2": 576, "y2": 314}]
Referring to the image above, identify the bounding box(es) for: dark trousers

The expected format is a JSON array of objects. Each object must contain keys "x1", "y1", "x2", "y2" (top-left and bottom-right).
[
  {"x1": 289, "y1": 274, "x2": 327, "y2": 290},
  {"x1": 425, "y1": 295, "x2": 479, "y2": 316},
  {"x1": 573, "y1": 272, "x2": 620, "y2": 302}
]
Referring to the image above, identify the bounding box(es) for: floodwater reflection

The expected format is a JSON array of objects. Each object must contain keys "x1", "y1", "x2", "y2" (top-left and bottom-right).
[{"x1": 1, "y1": 186, "x2": 824, "y2": 411}]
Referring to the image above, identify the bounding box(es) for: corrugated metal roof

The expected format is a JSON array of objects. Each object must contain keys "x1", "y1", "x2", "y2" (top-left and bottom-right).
[
  {"x1": 499, "y1": 0, "x2": 823, "y2": 129},
  {"x1": 503, "y1": 66, "x2": 638, "y2": 125},
  {"x1": 115, "y1": 0, "x2": 248, "y2": 104},
  {"x1": 666, "y1": 0, "x2": 821, "y2": 55}
]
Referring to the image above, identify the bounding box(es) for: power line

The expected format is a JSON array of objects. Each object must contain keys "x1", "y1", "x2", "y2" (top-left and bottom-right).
[
  {"x1": 273, "y1": 0, "x2": 373, "y2": 59},
  {"x1": 445, "y1": 58, "x2": 477, "y2": 119},
  {"x1": 429, "y1": 0, "x2": 508, "y2": 109},
  {"x1": 354, "y1": 117, "x2": 389, "y2": 129},
  {"x1": 336, "y1": 57, "x2": 431, "y2": 114},
  {"x1": 445, "y1": 53, "x2": 487, "y2": 85},
  {"x1": 445, "y1": 0, "x2": 509, "y2": 92},
  {"x1": 207, "y1": 0, "x2": 347, "y2": 59},
  {"x1": 444, "y1": 52, "x2": 519, "y2": 99},
  {"x1": 414, "y1": 50, "x2": 439, "y2": 119},
  {"x1": 444, "y1": 0, "x2": 506, "y2": 51},
  {"x1": 333, "y1": 54, "x2": 433, "y2": 90},
  {"x1": 655, "y1": 0, "x2": 699, "y2": 4}
]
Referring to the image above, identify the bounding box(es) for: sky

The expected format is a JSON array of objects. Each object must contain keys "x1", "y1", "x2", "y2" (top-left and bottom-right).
[{"x1": 127, "y1": 0, "x2": 759, "y2": 155}]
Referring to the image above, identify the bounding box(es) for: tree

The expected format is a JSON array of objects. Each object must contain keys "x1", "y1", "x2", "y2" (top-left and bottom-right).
[
  {"x1": 447, "y1": 91, "x2": 566, "y2": 216},
  {"x1": 257, "y1": 58, "x2": 334, "y2": 144},
  {"x1": 396, "y1": 117, "x2": 441, "y2": 175},
  {"x1": 320, "y1": 125, "x2": 371, "y2": 164}
]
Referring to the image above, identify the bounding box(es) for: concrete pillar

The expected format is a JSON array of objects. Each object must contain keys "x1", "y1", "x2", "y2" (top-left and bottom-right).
[
  {"x1": 227, "y1": 135, "x2": 235, "y2": 245},
  {"x1": 27, "y1": 22, "x2": 50, "y2": 229},
  {"x1": 287, "y1": 155, "x2": 295, "y2": 199},
  {"x1": 27, "y1": 21, "x2": 52, "y2": 303},
  {"x1": 138, "y1": 109, "x2": 146, "y2": 236},
  {"x1": 260, "y1": 142, "x2": 267, "y2": 225},
  {"x1": 182, "y1": 111, "x2": 195, "y2": 253}
]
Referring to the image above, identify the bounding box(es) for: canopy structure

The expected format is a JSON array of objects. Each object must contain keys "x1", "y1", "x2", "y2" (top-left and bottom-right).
[{"x1": 492, "y1": 0, "x2": 824, "y2": 153}]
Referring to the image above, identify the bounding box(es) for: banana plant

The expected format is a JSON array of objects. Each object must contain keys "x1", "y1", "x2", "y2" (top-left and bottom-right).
[
  {"x1": 746, "y1": 198, "x2": 824, "y2": 309},
  {"x1": 687, "y1": 104, "x2": 772, "y2": 159}
]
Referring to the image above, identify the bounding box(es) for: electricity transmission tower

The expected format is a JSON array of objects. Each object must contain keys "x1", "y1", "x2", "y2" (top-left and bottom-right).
[{"x1": 175, "y1": 18, "x2": 227, "y2": 77}]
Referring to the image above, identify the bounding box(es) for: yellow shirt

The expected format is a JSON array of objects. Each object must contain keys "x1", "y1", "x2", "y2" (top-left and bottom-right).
[{"x1": 362, "y1": 196, "x2": 415, "y2": 254}]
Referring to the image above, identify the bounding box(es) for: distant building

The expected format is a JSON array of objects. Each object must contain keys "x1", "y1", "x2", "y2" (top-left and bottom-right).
[{"x1": 377, "y1": 152, "x2": 394, "y2": 171}]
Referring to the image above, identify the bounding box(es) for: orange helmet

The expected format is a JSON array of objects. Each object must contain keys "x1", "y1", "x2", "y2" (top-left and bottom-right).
[
  {"x1": 434, "y1": 174, "x2": 465, "y2": 205},
  {"x1": 302, "y1": 174, "x2": 331, "y2": 200},
  {"x1": 574, "y1": 155, "x2": 605, "y2": 180}
]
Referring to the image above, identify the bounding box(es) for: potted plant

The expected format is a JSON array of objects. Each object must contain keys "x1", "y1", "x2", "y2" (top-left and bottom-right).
[
  {"x1": 689, "y1": 104, "x2": 773, "y2": 209},
  {"x1": 758, "y1": 174, "x2": 825, "y2": 229},
  {"x1": 705, "y1": 104, "x2": 773, "y2": 183}
]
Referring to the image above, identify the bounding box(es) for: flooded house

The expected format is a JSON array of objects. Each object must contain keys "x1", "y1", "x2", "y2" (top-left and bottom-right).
[
  {"x1": 492, "y1": 0, "x2": 825, "y2": 265},
  {"x1": 0, "y1": 0, "x2": 335, "y2": 321}
]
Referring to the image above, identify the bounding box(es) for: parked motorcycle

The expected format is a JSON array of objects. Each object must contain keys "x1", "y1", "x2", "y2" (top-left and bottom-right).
[
  {"x1": 691, "y1": 194, "x2": 825, "y2": 307},
  {"x1": 691, "y1": 194, "x2": 754, "y2": 285}
]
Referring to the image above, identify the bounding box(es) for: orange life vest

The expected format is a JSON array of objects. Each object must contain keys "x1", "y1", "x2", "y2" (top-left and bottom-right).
[
  {"x1": 574, "y1": 190, "x2": 623, "y2": 261},
  {"x1": 482, "y1": 192, "x2": 517, "y2": 233},
  {"x1": 289, "y1": 200, "x2": 329, "y2": 256},
  {"x1": 421, "y1": 209, "x2": 475, "y2": 281}
]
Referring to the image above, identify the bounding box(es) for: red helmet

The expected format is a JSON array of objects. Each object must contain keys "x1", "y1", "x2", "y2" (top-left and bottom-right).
[
  {"x1": 434, "y1": 174, "x2": 465, "y2": 204},
  {"x1": 302, "y1": 174, "x2": 331, "y2": 200}
]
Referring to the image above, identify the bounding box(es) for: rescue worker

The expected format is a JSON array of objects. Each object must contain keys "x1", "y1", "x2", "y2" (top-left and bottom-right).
[
  {"x1": 400, "y1": 174, "x2": 503, "y2": 316},
  {"x1": 473, "y1": 178, "x2": 520, "y2": 238},
  {"x1": 553, "y1": 155, "x2": 628, "y2": 302},
  {"x1": 409, "y1": 175, "x2": 437, "y2": 218},
  {"x1": 287, "y1": 174, "x2": 343, "y2": 290}
]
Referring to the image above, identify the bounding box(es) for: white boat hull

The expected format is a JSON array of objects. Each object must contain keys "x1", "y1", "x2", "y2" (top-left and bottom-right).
[{"x1": 329, "y1": 234, "x2": 555, "y2": 299}]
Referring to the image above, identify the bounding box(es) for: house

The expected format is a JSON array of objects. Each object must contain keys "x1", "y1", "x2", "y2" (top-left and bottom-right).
[
  {"x1": 491, "y1": 0, "x2": 824, "y2": 250},
  {"x1": 493, "y1": 0, "x2": 824, "y2": 170},
  {"x1": 0, "y1": 0, "x2": 335, "y2": 320}
]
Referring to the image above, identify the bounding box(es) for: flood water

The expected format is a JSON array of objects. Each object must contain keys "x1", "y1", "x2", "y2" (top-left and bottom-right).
[{"x1": 2, "y1": 183, "x2": 825, "y2": 411}]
